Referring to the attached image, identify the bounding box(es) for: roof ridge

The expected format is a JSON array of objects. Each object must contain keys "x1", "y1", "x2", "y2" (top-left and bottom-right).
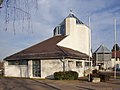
[{"x1": 94, "y1": 44, "x2": 110, "y2": 53}]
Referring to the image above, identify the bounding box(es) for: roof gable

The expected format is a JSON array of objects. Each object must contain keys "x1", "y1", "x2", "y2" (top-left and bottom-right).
[{"x1": 94, "y1": 44, "x2": 111, "y2": 54}]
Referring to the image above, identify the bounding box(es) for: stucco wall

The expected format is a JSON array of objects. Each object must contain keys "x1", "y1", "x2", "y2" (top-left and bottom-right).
[
  {"x1": 41, "y1": 59, "x2": 92, "y2": 78},
  {"x1": 67, "y1": 59, "x2": 85, "y2": 77},
  {"x1": 28, "y1": 60, "x2": 33, "y2": 78},
  {"x1": 4, "y1": 61, "x2": 29, "y2": 77},
  {"x1": 67, "y1": 59, "x2": 92, "y2": 77},
  {"x1": 41, "y1": 59, "x2": 63, "y2": 78},
  {"x1": 111, "y1": 58, "x2": 120, "y2": 67},
  {"x1": 65, "y1": 17, "x2": 76, "y2": 35},
  {"x1": 76, "y1": 25, "x2": 90, "y2": 55},
  {"x1": 4, "y1": 59, "x2": 92, "y2": 78}
]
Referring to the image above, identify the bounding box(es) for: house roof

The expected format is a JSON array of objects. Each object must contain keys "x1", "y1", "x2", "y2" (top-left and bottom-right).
[
  {"x1": 94, "y1": 44, "x2": 111, "y2": 54},
  {"x1": 112, "y1": 51, "x2": 120, "y2": 58},
  {"x1": 4, "y1": 35, "x2": 89, "y2": 60},
  {"x1": 112, "y1": 44, "x2": 120, "y2": 51}
]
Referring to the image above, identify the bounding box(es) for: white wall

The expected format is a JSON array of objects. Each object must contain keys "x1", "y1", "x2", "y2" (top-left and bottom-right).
[
  {"x1": 4, "y1": 61, "x2": 29, "y2": 77},
  {"x1": 67, "y1": 59, "x2": 85, "y2": 77},
  {"x1": 67, "y1": 59, "x2": 92, "y2": 77},
  {"x1": 41, "y1": 59, "x2": 63, "y2": 78},
  {"x1": 28, "y1": 60, "x2": 33, "y2": 78},
  {"x1": 65, "y1": 17, "x2": 76, "y2": 35},
  {"x1": 4, "y1": 59, "x2": 92, "y2": 78},
  {"x1": 41, "y1": 59, "x2": 92, "y2": 78},
  {"x1": 111, "y1": 58, "x2": 120, "y2": 68}
]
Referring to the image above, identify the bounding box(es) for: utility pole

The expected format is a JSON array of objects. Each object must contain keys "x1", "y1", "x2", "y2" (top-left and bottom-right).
[
  {"x1": 88, "y1": 16, "x2": 91, "y2": 81},
  {"x1": 114, "y1": 18, "x2": 117, "y2": 79}
]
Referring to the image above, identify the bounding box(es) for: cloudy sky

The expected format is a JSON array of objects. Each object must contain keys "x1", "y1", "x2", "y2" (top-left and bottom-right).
[{"x1": 0, "y1": 0, "x2": 120, "y2": 60}]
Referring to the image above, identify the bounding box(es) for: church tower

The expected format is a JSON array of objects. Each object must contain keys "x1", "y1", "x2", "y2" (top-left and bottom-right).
[{"x1": 54, "y1": 12, "x2": 91, "y2": 56}]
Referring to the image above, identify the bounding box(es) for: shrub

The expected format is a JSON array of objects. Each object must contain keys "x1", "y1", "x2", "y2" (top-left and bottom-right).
[
  {"x1": 88, "y1": 69, "x2": 111, "y2": 82},
  {"x1": 54, "y1": 71, "x2": 64, "y2": 80},
  {"x1": 92, "y1": 69, "x2": 98, "y2": 74},
  {"x1": 54, "y1": 71, "x2": 78, "y2": 80},
  {"x1": 88, "y1": 73, "x2": 110, "y2": 82},
  {"x1": 99, "y1": 74, "x2": 110, "y2": 82}
]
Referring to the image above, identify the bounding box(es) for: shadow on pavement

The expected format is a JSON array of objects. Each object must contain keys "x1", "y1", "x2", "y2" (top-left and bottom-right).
[
  {"x1": 76, "y1": 86, "x2": 95, "y2": 90},
  {"x1": 31, "y1": 79, "x2": 61, "y2": 90},
  {"x1": 0, "y1": 78, "x2": 33, "y2": 90}
]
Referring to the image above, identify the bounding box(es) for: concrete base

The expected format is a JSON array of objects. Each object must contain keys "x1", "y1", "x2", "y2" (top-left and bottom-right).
[{"x1": 92, "y1": 78, "x2": 100, "y2": 83}]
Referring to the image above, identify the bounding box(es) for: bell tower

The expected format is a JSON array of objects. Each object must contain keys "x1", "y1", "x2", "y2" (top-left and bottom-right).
[{"x1": 56, "y1": 12, "x2": 91, "y2": 56}]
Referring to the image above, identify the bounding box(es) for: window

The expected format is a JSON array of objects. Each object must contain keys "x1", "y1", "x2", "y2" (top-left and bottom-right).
[
  {"x1": 68, "y1": 61, "x2": 73, "y2": 68},
  {"x1": 8, "y1": 60, "x2": 28, "y2": 65},
  {"x1": 58, "y1": 26, "x2": 61, "y2": 34},
  {"x1": 53, "y1": 25, "x2": 65, "y2": 36},
  {"x1": 76, "y1": 61, "x2": 82, "y2": 67},
  {"x1": 8, "y1": 61, "x2": 19, "y2": 65},
  {"x1": 20, "y1": 60, "x2": 28, "y2": 65},
  {"x1": 32, "y1": 60, "x2": 41, "y2": 77},
  {"x1": 85, "y1": 62, "x2": 91, "y2": 66}
]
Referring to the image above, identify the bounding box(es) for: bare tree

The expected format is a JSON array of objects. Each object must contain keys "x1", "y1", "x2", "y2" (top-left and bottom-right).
[
  {"x1": 0, "y1": 0, "x2": 3, "y2": 6},
  {"x1": 0, "y1": 0, "x2": 38, "y2": 34}
]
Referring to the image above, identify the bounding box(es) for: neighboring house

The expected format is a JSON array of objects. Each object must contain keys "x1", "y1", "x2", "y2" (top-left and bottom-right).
[
  {"x1": 0, "y1": 61, "x2": 4, "y2": 75},
  {"x1": 4, "y1": 12, "x2": 92, "y2": 78},
  {"x1": 111, "y1": 44, "x2": 120, "y2": 69},
  {"x1": 94, "y1": 44, "x2": 111, "y2": 70}
]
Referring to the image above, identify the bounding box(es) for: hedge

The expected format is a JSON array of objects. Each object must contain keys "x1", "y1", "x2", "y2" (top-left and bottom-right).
[
  {"x1": 99, "y1": 74, "x2": 110, "y2": 82},
  {"x1": 88, "y1": 69, "x2": 110, "y2": 82},
  {"x1": 54, "y1": 71, "x2": 78, "y2": 80}
]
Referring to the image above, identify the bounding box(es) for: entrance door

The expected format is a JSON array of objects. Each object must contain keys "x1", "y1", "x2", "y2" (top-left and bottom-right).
[{"x1": 32, "y1": 60, "x2": 41, "y2": 77}]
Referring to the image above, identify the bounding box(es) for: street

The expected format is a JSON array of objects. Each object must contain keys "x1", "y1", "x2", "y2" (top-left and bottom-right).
[{"x1": 0, "y1": 77, "x2": 120, "y2": 90}]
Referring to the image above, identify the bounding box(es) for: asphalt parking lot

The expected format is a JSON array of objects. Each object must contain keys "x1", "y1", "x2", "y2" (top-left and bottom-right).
[{"x1": 0, "y1": 77, "x2": 120, "y2": 90}]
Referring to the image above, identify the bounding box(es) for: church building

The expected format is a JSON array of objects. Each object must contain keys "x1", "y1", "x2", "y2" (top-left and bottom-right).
[{"x1": 4, "y1": 12, "x2": 92, "y2": 78}]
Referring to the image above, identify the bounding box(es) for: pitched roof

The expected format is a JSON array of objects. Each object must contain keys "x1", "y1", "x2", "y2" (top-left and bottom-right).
[
  {"x1": 67, "y1": 13, "x2": 84, "y2": 24},
  {"x1": 4, "y1": 35, "x2": 89, "y2": 60},
  {"x1": 112, "y1": 44, "x2": 120, "y2": 51},
  {"x1": 59, "y1": 13, "x2": 84, "y2": 26},
  {"x1": 94, "y1": 44, "x2": 111, "y2": 54}
]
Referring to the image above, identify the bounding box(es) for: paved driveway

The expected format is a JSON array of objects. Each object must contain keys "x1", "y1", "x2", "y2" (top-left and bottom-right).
[{"x1": 0, "y1": 77, "x2": 120, "y2": 90}]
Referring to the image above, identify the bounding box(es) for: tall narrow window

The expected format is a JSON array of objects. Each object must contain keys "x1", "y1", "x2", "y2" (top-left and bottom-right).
[{"x1": 32, "y1": 60, "x2": 41, "y2": 77}]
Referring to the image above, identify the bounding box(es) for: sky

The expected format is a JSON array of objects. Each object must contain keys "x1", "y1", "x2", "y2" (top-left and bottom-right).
[{"x1": 0, "y1": 0, "x2": 120, "y2": 60}]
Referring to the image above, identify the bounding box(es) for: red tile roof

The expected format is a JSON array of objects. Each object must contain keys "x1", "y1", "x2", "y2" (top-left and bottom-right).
[{"x1": 4, "y1": 35, "x2": 89, "y2": 60}]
